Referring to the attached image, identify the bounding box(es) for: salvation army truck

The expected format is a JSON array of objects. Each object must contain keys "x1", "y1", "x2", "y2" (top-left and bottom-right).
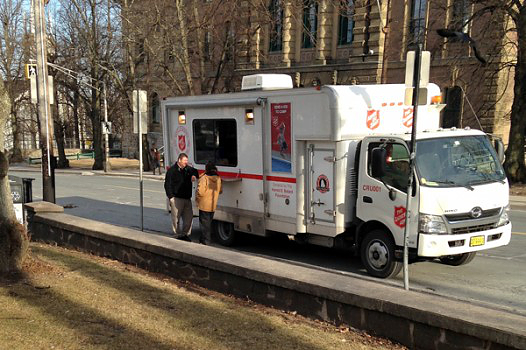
[{"x1": 161, "y1": 74, "x2": 511, "y2": 278}]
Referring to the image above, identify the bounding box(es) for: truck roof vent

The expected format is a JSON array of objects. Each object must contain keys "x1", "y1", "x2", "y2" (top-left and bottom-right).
[{"x1": 241, "y1": 74, "x2": 293, "y2": 91}]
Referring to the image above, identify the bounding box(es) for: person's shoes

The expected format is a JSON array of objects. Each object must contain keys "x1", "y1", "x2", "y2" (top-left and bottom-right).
[{"x1": 175, "y1": 235, "x2": 191, "y2": 242}]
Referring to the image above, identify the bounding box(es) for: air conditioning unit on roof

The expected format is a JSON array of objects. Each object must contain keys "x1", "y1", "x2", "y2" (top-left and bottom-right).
[{"x1": 241, "y1": 74, "x2": 293, "y2": 91}]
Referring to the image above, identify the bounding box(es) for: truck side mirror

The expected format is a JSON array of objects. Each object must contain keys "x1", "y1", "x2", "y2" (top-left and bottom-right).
[
  {"x1": 494, "y1": 139, "x2": 505, "y2": 164},
  {"x1": 371, "y1": 147, "x2": 387, "y2": 178}
]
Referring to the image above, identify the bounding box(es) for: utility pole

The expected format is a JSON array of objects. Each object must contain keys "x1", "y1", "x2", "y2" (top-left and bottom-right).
[
  {"x1": 103, "y1": 82, "x2": 111, "y2": 172},
  {"x1": 33, "y1": 0, "x2": 55, "y2": 203}
]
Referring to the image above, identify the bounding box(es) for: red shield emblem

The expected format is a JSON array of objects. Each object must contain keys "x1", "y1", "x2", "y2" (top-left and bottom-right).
[
  {"x1": 403, "y1": 108, "x2": 413, "y2": 128},
  {"x1": 394, "y1": 206, "x2": 406, "y2": 228},
  {"x1": 178, "y1": 134, "x2": 186, "y2": 151},
  {"x1": 366, "y1": 109, "x2": 380, "y2": 130}
]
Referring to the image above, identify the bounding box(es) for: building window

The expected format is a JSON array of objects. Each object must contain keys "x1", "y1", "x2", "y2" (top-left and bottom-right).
[
  {"x1": 338, "y1": 0, "x2": 355, "y2": 46},
  {"x1": 193, "y1": 119, "x2": 238, "y2": 167},
  {"x1": 151, "y1": 93, "x2": 160, "y2": 124},
  {"x1": 409, "y1": 0, "x2": 427, "y2": 45},
  {"x1": 302, "y1": 0, "x2": 318, "y2": 49},
  {"x1": 451, "y1": 0, "x2": 471, "y2": 33},
  {"x1": 269, "y1": 0, "x2": 283, "y2": 52},
  {"x1": 442, "y1": 86, "x2": 463, "y2": 128}
]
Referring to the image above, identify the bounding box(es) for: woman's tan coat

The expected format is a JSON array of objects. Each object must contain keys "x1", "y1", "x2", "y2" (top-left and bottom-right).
[{"x1": 196, "y1": 173, "x2": 222, "y2": 212}]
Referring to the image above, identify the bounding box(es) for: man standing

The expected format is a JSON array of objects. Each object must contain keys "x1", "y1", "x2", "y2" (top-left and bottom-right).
[{"x1": 164, "y1": 153, "x2": 198, "y2": 241}]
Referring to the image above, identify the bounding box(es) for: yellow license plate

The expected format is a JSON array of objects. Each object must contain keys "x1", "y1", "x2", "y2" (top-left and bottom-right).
[{"x1": 470, "y1": 235, "x2": 485, "y2": 247}]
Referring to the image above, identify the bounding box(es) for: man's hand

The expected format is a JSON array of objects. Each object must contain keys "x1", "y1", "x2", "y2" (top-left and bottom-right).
[{"x1": 191, "y1": 176, "x2": 197, "y2": 182}]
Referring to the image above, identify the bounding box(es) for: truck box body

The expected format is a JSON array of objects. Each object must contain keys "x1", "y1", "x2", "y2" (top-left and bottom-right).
[{"x1": 162, "y1": 80, "x2": 511, "y2": 277}]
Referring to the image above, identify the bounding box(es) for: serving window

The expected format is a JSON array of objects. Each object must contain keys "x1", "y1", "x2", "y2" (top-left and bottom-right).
[{"x1": 193, "y1": 119, "x2": 238, "y2": 167}]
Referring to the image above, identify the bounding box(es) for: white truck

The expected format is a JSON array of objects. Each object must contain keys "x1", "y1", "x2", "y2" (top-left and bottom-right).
[{"x1": 161, "y1": 74, "x2": 511, "y2": 278}]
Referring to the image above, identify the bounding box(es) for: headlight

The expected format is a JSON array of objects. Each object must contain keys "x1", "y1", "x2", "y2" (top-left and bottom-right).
[
  {"x1": 497, "y1": 205, "x2": 510, "y2": 227},
  {"x1": 419, "y1": 214, "x2": 447, "y2": 234}
]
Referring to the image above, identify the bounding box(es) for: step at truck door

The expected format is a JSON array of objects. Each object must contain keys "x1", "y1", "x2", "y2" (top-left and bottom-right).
[{"x1": 307, "y1": 143, "x2": 336, "y2": 228}]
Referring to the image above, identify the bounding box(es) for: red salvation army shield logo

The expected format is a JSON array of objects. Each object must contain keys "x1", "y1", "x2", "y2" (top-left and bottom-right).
[
  {"x1": 403, "y1": 108, "x2": 413, "y2": 128},
  {"x1": 178, "y1": 135, "x2": 186, "y2": 151},
  {"x1": 394, "y1": 206, "x2": 406, "y2": 228},
  {"x1": 366, "y1": 110, "x2": 380, "y2": 130},
  {"x1": 175, "y1": 126, "x2": 190, "y2": 153}
]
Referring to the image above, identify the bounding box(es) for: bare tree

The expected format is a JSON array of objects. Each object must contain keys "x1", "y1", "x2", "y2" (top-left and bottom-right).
[
  {"x1": 54, "y1": 0, "x2": 121, "y2": 170},
  {"x1": 0, "y1": 79, "x2": 29, "y2": 275},
  {"x1": 0, "y1": 0, "x2": 34, "y2": 162}
]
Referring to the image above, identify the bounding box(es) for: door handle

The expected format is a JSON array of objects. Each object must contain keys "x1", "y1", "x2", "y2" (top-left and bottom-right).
[
  {"x1": 312, "y1": 199, "x2": 325, "y2": 206},
  {"x1": 363, "y1": 196, "x2": 373, "y2": 203}
]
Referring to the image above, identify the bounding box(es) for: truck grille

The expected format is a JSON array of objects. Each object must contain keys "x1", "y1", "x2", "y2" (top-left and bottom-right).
[
  {"x1": 445, "y1": 208, "x2": 501, "y2": 222},
  {"x1": 452, "y1": 223, "x2": 497, "y2": 235}
]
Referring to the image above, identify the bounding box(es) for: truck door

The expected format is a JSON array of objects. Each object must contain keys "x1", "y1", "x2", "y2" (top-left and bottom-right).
[
  {"x1": 307, "y1": 143, "x2": 336, "y2": 230},
  {"x1": 357, "y1": 138, "x2": 419, "y2": 248}
]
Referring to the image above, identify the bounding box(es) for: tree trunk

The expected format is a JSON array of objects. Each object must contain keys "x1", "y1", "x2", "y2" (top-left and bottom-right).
[
  {"x1": 54, "y1": 87, "x2": 69, "y2": 169},
  {"x1": 9, "y1": 106, "x2": 24, "y2": 163},
  {"x1": 74, "y1": 87, "x2": 81, "y2": 149},
  {"x1": 0, "y1": 80, "x2": 29, "y2": 275},
  {"x1": 504, "y1": 13, "x2": 526, "y2": 183},
  {"x1": 142, "y1": 135, "x2": 151, "y2": 172}
]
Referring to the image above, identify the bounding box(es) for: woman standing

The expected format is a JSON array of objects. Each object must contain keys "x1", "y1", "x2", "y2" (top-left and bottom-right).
[{"x1": 196, "y1": 162, "x2": 222, "y2": 245}]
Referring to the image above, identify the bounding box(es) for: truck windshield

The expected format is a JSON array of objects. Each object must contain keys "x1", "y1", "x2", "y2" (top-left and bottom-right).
[{"x1": 415, "y1": 135, "x2": 506, "y2": 188}]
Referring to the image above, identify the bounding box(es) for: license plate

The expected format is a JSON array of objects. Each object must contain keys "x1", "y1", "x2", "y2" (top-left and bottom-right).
[{"x1": 469, "y1": 235, "x2": 485, "y2": 247}]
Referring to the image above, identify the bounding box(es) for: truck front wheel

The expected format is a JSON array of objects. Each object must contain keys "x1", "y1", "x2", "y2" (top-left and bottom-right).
[
  {"x1": 214, "y1": 220, "x2": 237, "y2": 246},
  {"x1": 360, "y1": 230, "x2": 402, "y2": 278},
  {"x1": 439, "y1": 252, "x2": 476, "y2": 266}
]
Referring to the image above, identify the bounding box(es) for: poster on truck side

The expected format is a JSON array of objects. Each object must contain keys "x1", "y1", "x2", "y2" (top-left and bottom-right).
[{"x1": 271, "y1": 103, "x2": 292, "y2": 173}]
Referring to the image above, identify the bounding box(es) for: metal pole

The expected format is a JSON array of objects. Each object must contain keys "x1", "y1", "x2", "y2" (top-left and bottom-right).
[
  {"x1": 33, "y1": 0, "x2": 55, "y2": 203},
  {"x1": 137, "y1": 92, "x2": 144, "y2": 232},
  {"x1": 402, "y1": 43, "x2": 422, "y2": 291},
  {"x1": 103, "y1": 83, "x2": 111, "y2": 172}
]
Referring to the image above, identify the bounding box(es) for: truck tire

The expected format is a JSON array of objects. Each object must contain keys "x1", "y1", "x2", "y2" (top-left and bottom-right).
[
  {"x1": 214, "y1": 220, "x2": 236, "y2": 246},
  {"x1": 360, "y1": 230, "x2": 402, "y2": 278},
  {"x1": 439, "y1": 252, "x2": 476, "y2": 266}
]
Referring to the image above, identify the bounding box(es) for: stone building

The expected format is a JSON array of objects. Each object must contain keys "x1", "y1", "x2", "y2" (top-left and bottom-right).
[{"x1": 125, "y1": 0, "x2": 513, "y2": 156}]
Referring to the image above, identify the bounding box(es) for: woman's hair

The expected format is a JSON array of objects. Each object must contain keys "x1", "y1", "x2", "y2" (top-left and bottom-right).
[{"x1": 205, "y1": 161, "x2": 217, "y2": 174}]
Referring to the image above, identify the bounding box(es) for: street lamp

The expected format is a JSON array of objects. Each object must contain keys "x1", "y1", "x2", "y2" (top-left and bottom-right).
[{"x1": 436, "y1": 29, "x2": 487, "y2": 65}]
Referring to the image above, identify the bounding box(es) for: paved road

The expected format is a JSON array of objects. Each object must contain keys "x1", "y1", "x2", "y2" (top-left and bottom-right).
[{"x1": 10, "y1": 170, "x2": 526, "y2": 314}]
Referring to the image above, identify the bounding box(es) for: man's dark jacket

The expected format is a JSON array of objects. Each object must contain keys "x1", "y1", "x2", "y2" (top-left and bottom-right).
[{"x1": 164, "y1": 163, "x2": 199, "y2": 199}]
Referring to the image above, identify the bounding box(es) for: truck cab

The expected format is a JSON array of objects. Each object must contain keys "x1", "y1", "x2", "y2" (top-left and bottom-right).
[{"x1": 355, "y1": 129, "x2": 511, "y2": 277}]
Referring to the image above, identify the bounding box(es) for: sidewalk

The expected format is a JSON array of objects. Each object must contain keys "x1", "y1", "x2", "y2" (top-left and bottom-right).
[{"x1": 9, "y1": 163, "x2": 165, "y2": 181}]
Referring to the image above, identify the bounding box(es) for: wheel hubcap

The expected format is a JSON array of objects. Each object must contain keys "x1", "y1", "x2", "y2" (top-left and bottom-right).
[{"x1": 368, "y1": 241, "x2": 389, "y2": 270}]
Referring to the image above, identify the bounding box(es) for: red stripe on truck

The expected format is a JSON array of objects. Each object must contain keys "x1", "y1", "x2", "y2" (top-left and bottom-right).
[{"x1": 196, "y1": 169, "x2": 295, "y2": 183}]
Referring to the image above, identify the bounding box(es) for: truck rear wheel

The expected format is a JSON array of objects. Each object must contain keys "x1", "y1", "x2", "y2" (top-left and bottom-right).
[
  {"x1": 439, "y1": 252, "x2": 476, "y2": 266},
  {"x1": 360, "y1": 230, "x2": 402, "y2": 278},
  {"x1": 214, "y1": 220, "x2": 236, "y2": 246}
]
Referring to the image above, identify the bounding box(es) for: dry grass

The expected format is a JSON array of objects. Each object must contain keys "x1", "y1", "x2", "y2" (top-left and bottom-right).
[{"x1": 0, "y1": 243, "x2": 406, "y2": 350}]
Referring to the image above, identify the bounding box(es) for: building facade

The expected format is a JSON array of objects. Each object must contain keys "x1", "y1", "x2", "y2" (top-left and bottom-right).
[{"x1": 126, "y1": 0, "x2": 513, "y2": 157}]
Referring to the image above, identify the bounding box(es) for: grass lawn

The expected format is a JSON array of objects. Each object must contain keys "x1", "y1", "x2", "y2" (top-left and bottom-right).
[{"x1": 0, "y1": 243, "x2": 405, "y2": 350}]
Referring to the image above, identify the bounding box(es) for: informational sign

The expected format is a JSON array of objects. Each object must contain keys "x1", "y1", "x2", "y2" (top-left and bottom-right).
[
  {"x1": 102, "y1": 121, "x2": 112, "y2": 134},
  {"x1": 271, "y1": 103, "x2": 292, "y2": 173},
  {"x1": 132, "y1": 90, "x2": 148, "y2": 134}
]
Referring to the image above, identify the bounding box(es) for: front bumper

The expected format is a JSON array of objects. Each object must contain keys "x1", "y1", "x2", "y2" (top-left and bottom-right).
[{"x1": 417, "y1": 222, "x2": 512, "y2": 257}]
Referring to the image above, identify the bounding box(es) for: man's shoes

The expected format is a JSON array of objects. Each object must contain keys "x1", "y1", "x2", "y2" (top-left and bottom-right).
[{"x1": 175, "y1": 235, "x2": 192, "y2": 242}]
